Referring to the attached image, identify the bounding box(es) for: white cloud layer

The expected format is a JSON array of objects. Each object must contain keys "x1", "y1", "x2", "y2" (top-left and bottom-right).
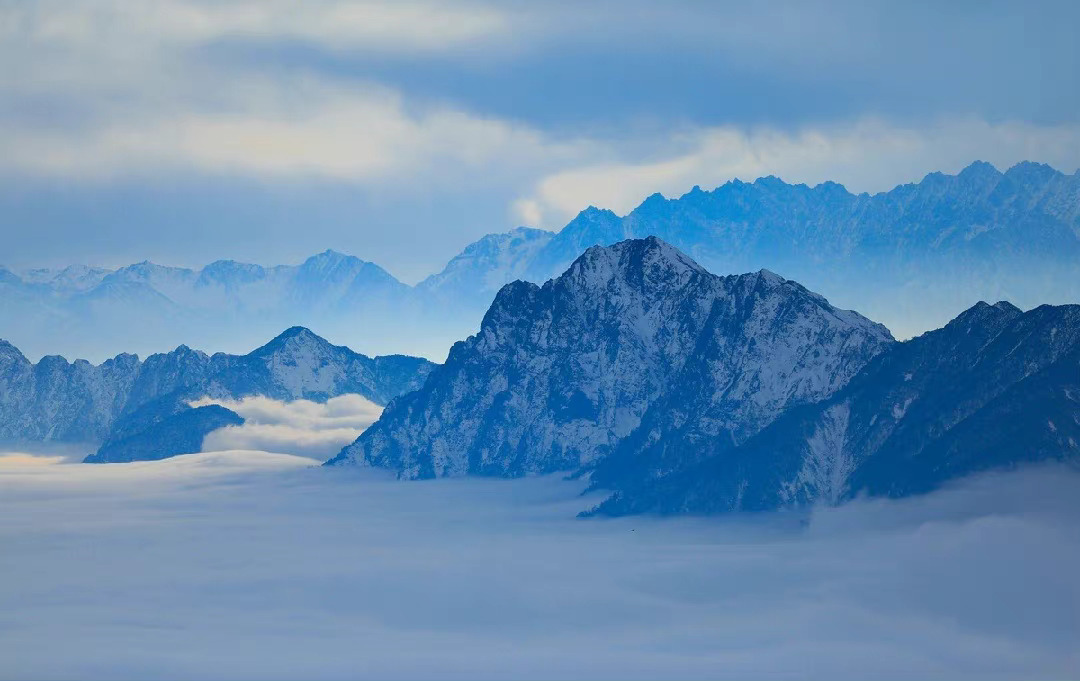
[
  {"x1": 193, "y1": 394, "x2": 383, "y2": 459},
  {"x1": 0, "y1": 74, "x2": 581, "y2": 184},
  {"x1": 0, "y1": 451, "x2": 1077, "y2": 680}
]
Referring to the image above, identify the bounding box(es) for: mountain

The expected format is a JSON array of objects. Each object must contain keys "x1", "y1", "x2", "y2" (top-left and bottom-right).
[
  {"x1": 522, "y1": 208, "x2": 623, "y2": 283},
  {"x1": 0, "y1": 341, "x2": 140, "y2": 442},
  {"x1": 20, "y1": 264, "x2": 111, "y2": 293},
  {"x1": 0, "y1": 251, "x2": 419, "y2": 363},
  {"x1": 327, "y1": 238, "x2": 893, "y2": 478},
  {"x1": 3, "y1": 160, "x2": 1077, "y2": 363},
  {"x1": 526, "y1": 161, "x2": 1080, "y2": 282},
  {"x1": 590, "y1": 300, "x2": 1080, "y2": 515},
  {"x1": 418, "y1": 227, "x2": 554, "y2": 308},
  {"x1": 0, "y1": 328, "x2": 436, "y2": 449},
  {"x1": 516, "y1": 162, "x2": 1080, "y2": 341},
  {"x1": 85, "y1": 405, "x2": 244, "y2": 464},
  {"x1": 197, "y1": 326, "x2": 435, "y2": 405}
]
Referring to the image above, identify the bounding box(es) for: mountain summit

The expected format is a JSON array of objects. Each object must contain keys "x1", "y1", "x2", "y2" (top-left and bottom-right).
[{"x1": 327, "y1": 238, "x2": 893, "y2": 478}]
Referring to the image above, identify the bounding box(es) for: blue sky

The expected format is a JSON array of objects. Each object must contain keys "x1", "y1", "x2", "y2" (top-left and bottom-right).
[{"x1": 2, "y1": 0, "x2": 1078, "y2": 281}]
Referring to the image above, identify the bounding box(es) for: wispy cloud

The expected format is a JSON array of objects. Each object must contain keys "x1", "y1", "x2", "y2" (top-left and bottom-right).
[
  {"x1": 6, "y1": 1, "x2": 507, "y2": 54},
  {"x1": 0, "y1": 1, "x2": 561, "y2": 185},
  {"x1": 193, "y1": 393, "x2": 383, "y2": 459},
  {"x1": 1, "y1": 1, "x2": 1078, "y2": 279},
  {"x1": 0, "y1": 77, "x2": 561, "y2": 181}
]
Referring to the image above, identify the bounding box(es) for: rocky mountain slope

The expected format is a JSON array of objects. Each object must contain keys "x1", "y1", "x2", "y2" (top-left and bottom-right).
[
  {"x1": 590, "y1": 300, "x2": 1080, "y2": 515},
  {"x1": 0, "y1": 328, "x2": 435, "y2": 447},
  {"x1": 517, "y1": 161, "x2": 1080, "y2": 341},
  {"x1": 327, "y1": 238, "x2": 893, "y2": 477},
  {"x1": 85, "y1": 405, "x2": 244, "y2": 464}
]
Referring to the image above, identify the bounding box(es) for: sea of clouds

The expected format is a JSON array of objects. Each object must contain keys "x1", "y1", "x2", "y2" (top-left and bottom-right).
[
  {"x1": 1, "y1": 441, "x2": 1078, "y2": 680},
  {"x1": 192, "y1": 394, "x2": 384, "y2": 460}
]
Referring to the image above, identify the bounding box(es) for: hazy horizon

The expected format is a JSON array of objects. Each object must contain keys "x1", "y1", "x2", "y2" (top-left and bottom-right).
[{"x1": 4, "y1": 158, "x2": 1077, "y2": 278}]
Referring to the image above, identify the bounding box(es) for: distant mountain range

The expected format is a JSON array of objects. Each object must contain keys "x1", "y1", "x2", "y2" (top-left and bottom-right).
[
  {"x1": 329, "y1": 238, "x2": 1080, "y2": 515},
  {"x1": 0, "y1": 249, "x2": 429, "y2": 363},
  {"x1": 0, "y1": 327, "x2": 435, "y2": 461},
  {"x1": 2, "y1": 233, "x2": 1077, "y2": 515},
  {"x1": 2, "y1": 160, "x2": 1077, "y2": 363}
]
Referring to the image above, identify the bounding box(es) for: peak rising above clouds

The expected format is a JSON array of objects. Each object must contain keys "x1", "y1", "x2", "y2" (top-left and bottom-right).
[
  {"x1": 3, "y1": 157, "x2": 1079, "y2": 364},
  {"x1": 2, "y1": 3, "x2": 1079, "y2": 680}
]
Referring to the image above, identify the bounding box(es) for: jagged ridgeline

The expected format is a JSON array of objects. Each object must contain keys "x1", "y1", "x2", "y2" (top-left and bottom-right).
[
  {"x1": 3, "y1": 234, "x2": 1077, "y2": 514},
  {"x1": 0, "y1": 328, "x2": 435, "y2": 462},
  {"x1": 3, "y1": 161, "x2": 1078, "y2": 363},
  {"x1": 330, "y1": 237, "x2": 1080, "y2": 515},
  {"x1": 591, "y1": 301, "x2": 1080, "y2": 515}
]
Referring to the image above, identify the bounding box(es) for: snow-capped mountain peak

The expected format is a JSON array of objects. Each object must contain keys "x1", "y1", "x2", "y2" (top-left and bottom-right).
[
  {"x1": 329, "y1": 238, "x2": 892, "y2": 479},
  {"x1": 418, "y1": 226, "x2": 555, "y2": 301}
]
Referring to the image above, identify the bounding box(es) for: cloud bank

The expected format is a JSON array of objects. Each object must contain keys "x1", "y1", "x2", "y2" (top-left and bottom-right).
[
  {"x1": 2, "y1": 1, "x2": 1078, "y2": 278},
  {"x1": 193, "y1": 394, "x2": 383, "y2": 459},
  {"x1": 0, "y1": 451, "x2": 1077, "y2": 680}
]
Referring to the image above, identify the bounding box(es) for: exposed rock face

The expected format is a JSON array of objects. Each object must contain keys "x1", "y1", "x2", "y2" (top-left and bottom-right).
[
  {"x1": 0, "y1": 341, "x2": 140, "y2": 442},
  {"x1": 196, "y1": 327, "x2": 435, "y2": 406},
  {"x1": 0, "y1": 329, "x2": 435, "y2": 450},
  {"x1": 592, "y1": 301, "x2": 1080, "y2": 515},
  {"x1": 328, "y1": 238, "x2": 893, "y2": 479},
  {"x1": 85, "y1": 405, "x2": 245, "y2": 464}
]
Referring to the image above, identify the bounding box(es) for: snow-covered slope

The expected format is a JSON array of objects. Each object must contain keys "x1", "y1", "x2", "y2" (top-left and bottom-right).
[
  {"x1": 511, "y1": 161, "x2": 1080, "y2": 343},
  {"x1": 0, "y1": 341, "x2": 139, "y2": 442},
  {"x1": 327, "y1": 238, "x2": 893, "y2": 478},
  {"x1": 200, "y1": 326, "x2": 435, "y2": 405},
  {"x1": 418, "y1": 227, "x2": 554, "y2": 306},
  {"x1": 591, "y1": 300, "x2": 1080, "y2": 515}
]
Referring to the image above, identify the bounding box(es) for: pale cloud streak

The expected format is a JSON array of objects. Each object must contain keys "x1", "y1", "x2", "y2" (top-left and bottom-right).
[
  {"x1": 1, "y1": 76, "x2": 583, "y2": 182},
  {"x1": 0, "y1": 0, "x2": 1078, "y2": 276},
  {"x1": 194, "y1": 394, "x2": 383, "y2": 459},
  {"x1": 7, "y1": 0, "x2": 507, "y2": 53},
  {"x1": 0, "y1": 1, "x2": 563, "y2": 186}
]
